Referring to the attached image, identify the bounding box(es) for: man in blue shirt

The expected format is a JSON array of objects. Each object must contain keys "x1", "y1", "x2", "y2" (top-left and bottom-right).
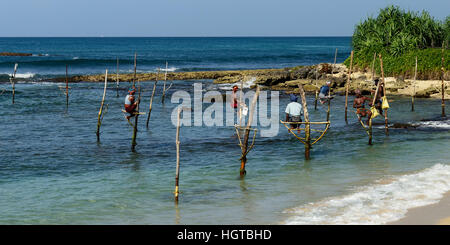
[{"x1": 319, "y1": 81, "x2": 333, "y2": 104}]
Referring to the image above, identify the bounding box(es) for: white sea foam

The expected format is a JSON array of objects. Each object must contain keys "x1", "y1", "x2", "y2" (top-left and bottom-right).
[
  {"x1": 371, "y1": 119, "x2": 450, "y2": 130},
  {"x1": 9, "y1": 72, "x2": 35, "y2": 79},
  {"x1": 125, "y1": 68, "x2": 178, "y2": 74},
  {"x1": 31, "y1": 81, "x2": 64, "y2": 86},
  {"x1": 219, "y1": 77, "x2": 257, "y2": 90},
  {"x1": 73, "y1": 57, "x2": 79, "y2": 60},
  {"x1": 31, "y1": 53, "x2": 49, "y2": 57},
  {"x1": 159, "y1": 67, "x2": 177, "y2": 72},
  {"x1": 418, "y1": 120, "x2": 450, "y2": 129},
  {"x1": 282, "y1": 164, "x2": 450, "y2": 225}
]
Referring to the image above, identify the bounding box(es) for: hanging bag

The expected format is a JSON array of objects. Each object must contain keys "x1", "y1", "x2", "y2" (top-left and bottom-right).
[{"x1": 382, "y1": 96, "x2": 390, "y2": 109}]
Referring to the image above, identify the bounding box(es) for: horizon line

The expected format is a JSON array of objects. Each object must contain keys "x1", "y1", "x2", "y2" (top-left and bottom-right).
[{"x1": 0, "y1": 35, "x2": 352, "y2": 38}]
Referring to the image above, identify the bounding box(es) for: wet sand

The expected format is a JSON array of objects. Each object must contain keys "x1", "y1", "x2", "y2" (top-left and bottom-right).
[{"x1": 388, "y1": 191, "x2": 450, "y2": 225}]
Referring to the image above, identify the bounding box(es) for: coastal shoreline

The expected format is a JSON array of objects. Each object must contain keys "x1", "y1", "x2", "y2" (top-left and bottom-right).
[{"x1": 388, "y1": 191, "x2": 450, "y2": 225}]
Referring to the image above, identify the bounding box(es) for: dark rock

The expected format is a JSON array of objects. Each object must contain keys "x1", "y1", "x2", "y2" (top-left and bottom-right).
[
  {"x1": 292, "y1": 67, "x2": 311, "y2": 79},
  {"x1": 307, "y1": 70, "x2": 318, "y2": 79},
  {"x1": 391, "y1": 123, "x2": 418, "y2": 129},
  {"x1": 319, "y1": 63, "x2": 333, "y2": 74},
  {"x1": 0, "y1": 52, "x2": 33, "y2": 56},
  {"x1": 415, "y1": 87, "x2": 439, "y2": 98}
]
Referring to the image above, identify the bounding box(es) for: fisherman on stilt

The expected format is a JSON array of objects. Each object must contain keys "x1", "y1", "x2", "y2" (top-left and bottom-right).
[
  {"x1": 319, "y1": 81, "x2": 334, "y2": 104},
  {"x1": 232, "y1": 85, "x2": 248, "y2": 123},
  {"x1": 353, "y1": 89, "x2": 373, "y2": 125},
  {"x1": 124, "y1": 87, "x2": 140, "y2": 121},
  {"x1": 285, "y1": 94, "x2": 303, "y2": 131},
  {"x1": 372, "y1": 78, "x2": 384, "y2": 116}
]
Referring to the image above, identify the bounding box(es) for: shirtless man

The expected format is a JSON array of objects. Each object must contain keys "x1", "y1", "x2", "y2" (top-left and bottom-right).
[{"x1": 353, "y1": 89, "x2": 372, "y2": 124}]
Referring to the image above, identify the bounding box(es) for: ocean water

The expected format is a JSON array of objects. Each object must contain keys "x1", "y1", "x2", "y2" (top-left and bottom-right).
[
  {"x1": 0, "y1": 38, "x2": 449, "y2": 225},
  {"x1": 0, "y1": 37, "x2": 351, "y2": 81}
]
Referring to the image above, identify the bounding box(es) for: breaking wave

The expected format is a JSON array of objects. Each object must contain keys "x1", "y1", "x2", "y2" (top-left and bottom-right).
[
  {"x1": 9, "y1": 72, "x2": 35, "y2": 79},
  {"x1": 282, "y1": 164, "x2": 450, "y2": 225}
]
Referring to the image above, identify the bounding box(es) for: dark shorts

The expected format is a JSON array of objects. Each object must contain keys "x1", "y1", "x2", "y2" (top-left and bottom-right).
[
  {"x1": 290, "y1": 115, "x2": 302, "y2": 122},
  {"x1": 289, "y1": 115, "x2": 302, "y2": 128}
]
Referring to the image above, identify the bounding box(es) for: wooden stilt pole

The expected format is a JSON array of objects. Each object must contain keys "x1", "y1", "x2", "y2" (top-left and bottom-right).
[
  {"x1": 379, "y1": 54, "x2": 389, "y2": 135},
  {"x1": 314, "y1": 65, "x2": 319, "y2": 111},
  {"x1": 371, "y1": 52, "x2": 376, "y2": 81},
  {"x1": 239, "y1": 86, "x2": 260, "y2": 178},
  {"x1": 116, "y1": 57, "x2": 120, "y2": 97},
  {"x1": 297, "y1": 84, "x2": 311, "y2": 159},
  {"x1": 65, "y1": 64, "x2": 69, "y2": 109},
  {"x1": 332, "y1": 48, "x2": 338, "y2": 74},
  {"x1": 298, "y1": 86, "x2": 311, "y2": 158},
  {"x1": 305, "y1": 122, "x2": 311, "y2": 160},
  {"x1": 315, "y1": 65, "x2": 319, "y2": 81},
  {"x1": 11, "y1": 79, "x2": 15, "y2": 104},
  {"x1": 132, "y1": 53, "x2": 137, "y2": 87},
  {"x1": 314, "y1": 89, "x2": 318, "y2": 111},
  {"x1": 96, "y1": 69, "x2": 108, "y2": 141},
  {"x1": 11, "y1": 63, "x2": 18, "y2": 104},
  {"x1": 369, "y1": 75, "x2": 382, "y2": 145},
  {"x1": 146, "y1": 68, "x2": 159, "y2": 128},
  {"x1": 345, "y1": 51, "x2": 354, "y2": 124},
  {"x1": 442, "y1": 43, "x2": 446, "y2": 117},
  {"x1": 162, "y1": 61, "x2": 168, "y2": 104},
  {"x1": 131, "y1": 53, "x2": 141, "y2": 151},
  {"x1": 174, "y1": 107, "x2": 181, "y2": 203},
  {"x1": 326, "y1": 87, "x2": 331, "y2": 122},
  {"x1": 334, "y1": 48, "x2": 338, "y2": 66},
  {"x1": 412, "y1": 56, "x2": 417, "y2": 111},
  {"x1": 239, "y1": 79, "x2": 244, "y2": 127},
  {"x1": 131, "y1": 79, "x2": 141, "y2": 151}
]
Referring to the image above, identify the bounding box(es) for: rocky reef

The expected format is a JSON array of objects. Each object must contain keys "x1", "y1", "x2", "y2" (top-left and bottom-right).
[{"x1": 55, "y1": 63, "x2": 449, "y2": 99}]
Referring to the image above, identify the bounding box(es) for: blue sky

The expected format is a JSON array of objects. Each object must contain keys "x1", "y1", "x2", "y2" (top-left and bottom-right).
[{"x1": 1, "y1": 0, "x2": 448, "y2": 37}]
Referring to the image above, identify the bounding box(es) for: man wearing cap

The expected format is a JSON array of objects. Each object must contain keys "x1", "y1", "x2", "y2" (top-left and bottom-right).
[
  {"x1": 319, "y1": 81, "x2": 333, "y2": 104},
  {"x1": 285, "y1": 94, "x2": 303, "y2": 129},
  {"x1": 124, "y1": 87, "x2": 139, "y2": 120}
]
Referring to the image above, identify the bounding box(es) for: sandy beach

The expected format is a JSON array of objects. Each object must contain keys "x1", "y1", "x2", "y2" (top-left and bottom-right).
[{"x1": 389, "y1": 191, "x2": 450, "y2": 225}]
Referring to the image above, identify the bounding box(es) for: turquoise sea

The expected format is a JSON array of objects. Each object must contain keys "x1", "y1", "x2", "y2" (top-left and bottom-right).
[{"x1": 0, "y1": 37, "x2": 449, "y2": 224}]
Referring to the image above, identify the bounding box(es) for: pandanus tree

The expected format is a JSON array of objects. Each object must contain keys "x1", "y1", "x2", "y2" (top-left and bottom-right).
[
  {"x1": 352, "y1": 5, "x2": 446, "y2": 59},
  {"x1": 444, "y1": 16, "x2": 450, "y2": 46}
]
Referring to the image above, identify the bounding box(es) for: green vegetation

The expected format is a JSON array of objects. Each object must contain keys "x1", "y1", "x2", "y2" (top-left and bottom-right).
[
  {"x1": 344, "y1": 5, "x2": 449, "y2": 79},
  {"x1": 445, "y1": 16, "x2": 450, "y2": 44}
]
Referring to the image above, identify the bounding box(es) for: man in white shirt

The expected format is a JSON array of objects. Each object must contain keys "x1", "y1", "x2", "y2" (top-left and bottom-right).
[
  {"x1": 285, "y1": 94, "x2": 303, "y2": 129},
  {"x1": 124, "y1": 87, "x2": 139, "y2": 120}
]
